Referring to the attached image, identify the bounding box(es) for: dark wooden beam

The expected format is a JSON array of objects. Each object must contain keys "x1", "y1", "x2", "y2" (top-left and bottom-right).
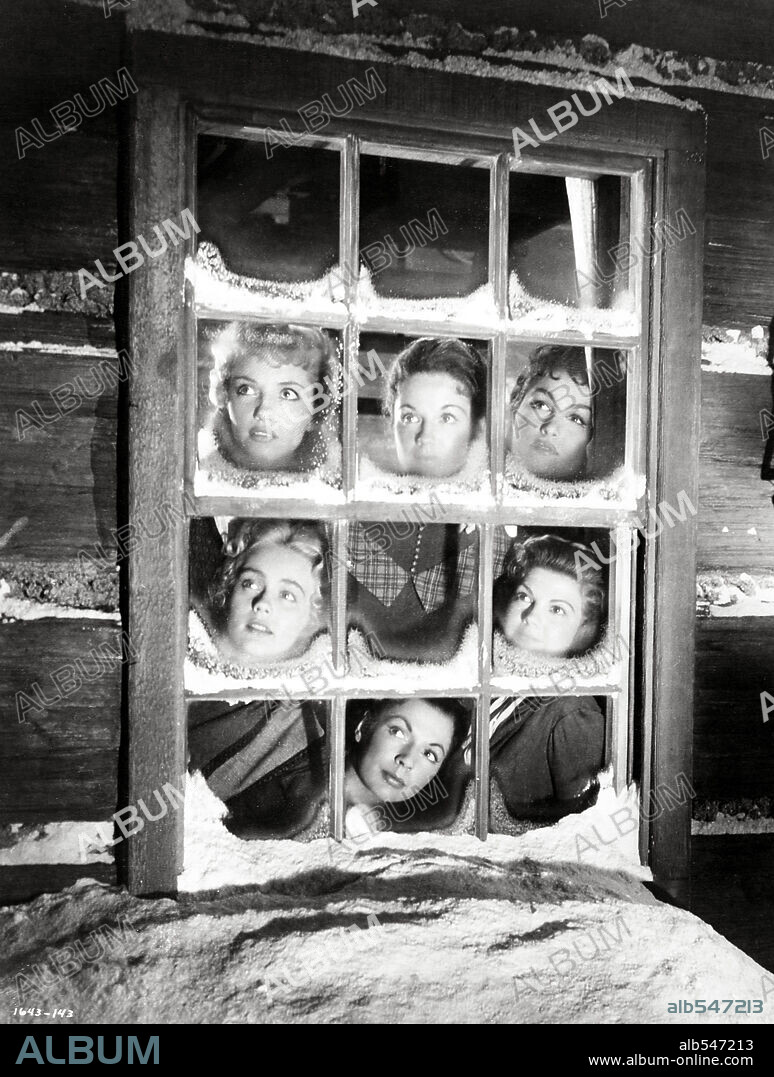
[{"x1": 695, "y1": 618, "x2": 774, "y2": 797}]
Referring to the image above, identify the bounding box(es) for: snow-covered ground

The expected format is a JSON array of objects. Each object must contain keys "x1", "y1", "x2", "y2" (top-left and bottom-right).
[{"x1": 1, "y1": 776, "x2": 771, "y2": 1025}]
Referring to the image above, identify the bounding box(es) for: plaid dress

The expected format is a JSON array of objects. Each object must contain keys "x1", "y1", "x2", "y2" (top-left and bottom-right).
[{"x1": 348, "y1": 522, "x2": 510, "y2": 615}]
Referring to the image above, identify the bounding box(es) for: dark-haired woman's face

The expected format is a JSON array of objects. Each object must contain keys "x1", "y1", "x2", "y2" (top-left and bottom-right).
[
  {"x1": 511, "y1": 369, "x2": 592, "y2": 480},
  {"x1": 393, "y1": 373, "x2": 475, "y2": 478},
  {"x1": 500, "y1": 567, "x2": 585, "y2": 656},
  {"x1": 356, "y1": 700, "x2": 454, "y2": 803}
]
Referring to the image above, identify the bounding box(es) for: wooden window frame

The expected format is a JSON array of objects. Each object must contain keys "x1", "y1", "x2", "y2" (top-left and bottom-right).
[{"x1": 126, "y1": 32, "x2": 705, "y2": 900}]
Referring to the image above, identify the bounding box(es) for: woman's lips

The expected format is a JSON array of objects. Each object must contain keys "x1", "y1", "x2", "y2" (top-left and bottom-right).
[
  {"x1": 529, "y1": 439, "x2": 558, "y2": 456},
  {"x1": 381, "y1": 769, "x2": 405, "y2": 790},
  {"x1": 246, "y1": 621, "x2": 273, "y2": 635}
]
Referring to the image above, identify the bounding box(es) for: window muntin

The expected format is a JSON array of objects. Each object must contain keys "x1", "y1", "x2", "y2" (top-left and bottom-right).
[{"x1": 184, "y1": 121, "x2": 651, "y2": 843}]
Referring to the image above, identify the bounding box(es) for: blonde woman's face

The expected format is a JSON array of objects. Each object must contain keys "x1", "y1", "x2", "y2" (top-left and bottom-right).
[
  {"x1": 219, "y1": 543, "x2": 318, "y2": 664},
  {"x1": 222, "y1": 350, "x2": 318, "y2": 469}
]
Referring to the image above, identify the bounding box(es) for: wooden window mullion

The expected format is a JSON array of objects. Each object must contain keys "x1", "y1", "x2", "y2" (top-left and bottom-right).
[{"x1": 475, "y1": 522, "x2": 495, "y2": 839}]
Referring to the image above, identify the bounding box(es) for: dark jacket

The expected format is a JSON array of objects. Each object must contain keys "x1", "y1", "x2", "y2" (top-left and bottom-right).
[
  {"x1": 188, "y1": 699, "x2": 327, "y2": 839},
  {"x1": 489, "y1": 695, "x2": 606, "y2": 821}
]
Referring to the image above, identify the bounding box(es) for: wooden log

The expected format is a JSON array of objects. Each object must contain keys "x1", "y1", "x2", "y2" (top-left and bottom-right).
[
  {"x1": 0, "y1": 620, "x2": 121, "y2": 750},
  {"x1": 0, "y1": 864, "x2": 116, "y2": 906},
  {"x1": 0, "y1": 333, "x2": 119, "y2": 563},
  {"x1": 0, "y1": 0, "x2": 120, "y2": 269},
  {"x1": 0, "y1": 751, "x2": 119, "y2": 822},
  {"x1": 699, "y1": 371, "x2": 774, "y2": 573},
  {"x1": 0, "y1": 619, "x2": 121, "y2": 821},
  {"x1": 694, "y1": 618, "x2": 774, "y2": 797},
  {"x1": 185, "y1": 0, "x2": 774, "y2": 69},
  {"x1": 692, "y1": 835, "x2": 774, "y2": 975}
]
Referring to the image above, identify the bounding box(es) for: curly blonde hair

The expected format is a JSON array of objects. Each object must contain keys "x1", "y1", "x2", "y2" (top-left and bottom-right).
[
  {"x1": 207, "y1": 322, "x2": 340, "y2": 422},
  {"x1": 209, "y1": 518, "x2": 330, "y2": 637}
]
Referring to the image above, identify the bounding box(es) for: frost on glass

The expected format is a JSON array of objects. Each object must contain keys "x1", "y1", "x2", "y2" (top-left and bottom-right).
[
  {"x1": 487, "y1": 694, "x2": 608, "y2": 832},
  {"x1": 490, "y1": 525, "x2": 621, "y2": 692},
  {"x1": 188, "y1": 698, "x2": 329, "y2": 840},
  {"x1": 197, "y1": 135, "x2": 340, "y2": 283},
  {"x1": 345, "y1": 521, "x2": 480, "y2": 687},
  {"x1": 194, "y1": 319, "x2": 343, "y2": 500},
  {"x1": 358, "y1": 154, "x2": 489, "y2": 303},
  {"x1": 508, "y1": 172, "x2": 637, "y2": 335},
  {"x1": 342, "y1": 698, "x2": 475, "y2": 835},
  {"x1": 185, "y1": 517, "x2": 334, "y2": 694},
  {"x1": 503, "y1": 342, "x2": 639, "y2": 506},
  {"x1": 355, "y1": 332, "x2": 491, "y2": 502}
]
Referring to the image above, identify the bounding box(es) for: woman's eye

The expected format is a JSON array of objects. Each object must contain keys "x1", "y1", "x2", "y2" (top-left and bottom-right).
[
  {"x1": 399, "y1": 412, "x2": 418, "y2": 424},
  {"x1": 440, "y1": 413, "x2": 457, "y2": 424},
  {"x1": 388, "y1": 725, "x2": 406, "y2": 738},
  {"x1": 424, "y1": 749, "x2": 438, "y2": 764},
  {"x1": 515, "y1": 590, "x2": 530, "y2": 603},
  {"x1": 240, "y1": 577, "x2": 258, "y2": 590},
  {"x1": 550, "y1": 605, "x2": 567, "y2": 616},
  {"x1": 234, "y1": 383, "x2": 256, "y2": 397},
  {"x1": 570, "y1": 414, "x2": 587, "y2": 427},
  {"x1": 280, "y1": 590, "x2": 297, "y2": 603},
  {"x1": 531, "y1": 399, "x2": 551, "y2": 415},
  {"x1": 280, "y1": 387, "x2": 300, "y2": 401}
]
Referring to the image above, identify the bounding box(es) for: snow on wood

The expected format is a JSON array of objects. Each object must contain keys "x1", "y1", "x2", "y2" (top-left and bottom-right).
[
  {"x1": 2, "y1": 770, "x2": 767, "y2": 1024},
  {"x1": 504, "y1": 460, "x2": 643, "y2": 509}
]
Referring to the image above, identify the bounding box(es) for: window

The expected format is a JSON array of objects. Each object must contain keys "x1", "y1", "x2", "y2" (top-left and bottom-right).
[{"x1": 127, "y1": 42, "x2": 704, "y2": 896}]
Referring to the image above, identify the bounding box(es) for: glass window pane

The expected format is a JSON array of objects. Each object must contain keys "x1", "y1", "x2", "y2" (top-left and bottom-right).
[
  {"x1": 355, "y1": 332, "x2": 491, "y2": 500},
  {"x1": 358, "y1": 154, "x2": 489, "y2": 307},
  {"x1": 188, "y1": 698, "x2": 329, "y2": 840},
  {"x1": 197, "y1": 135, "x2": 340, "y2": 283},
  {"x1": 503, "y1": 342, "x2": 634, "y2": 503},
  {"x1": 343, "y1": 697, "x2": 475, "y2": 835},
  {"x1": 488, "y1": 694, "x2": 608, "y2": 832},
  {"x1": 346, "y1": 521, "x2": 479, "y2": 686},
  {"x1": 508, "y1": 172, "x2": 636, "y2": 333},
  {"x1": 186, "y1": 516, "x2": 333, "y2": 693},
  {"x1": 491, "y1": 525, "x2": 616, "y2": 685},
  {"x1": 195, "y1": 319, "x2": 343, "y2": 499}
]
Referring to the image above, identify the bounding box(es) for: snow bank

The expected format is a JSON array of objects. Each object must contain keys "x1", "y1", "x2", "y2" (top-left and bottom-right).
[{"x1": 1, "y1": 786, "x2": 770, "y2": 1024}]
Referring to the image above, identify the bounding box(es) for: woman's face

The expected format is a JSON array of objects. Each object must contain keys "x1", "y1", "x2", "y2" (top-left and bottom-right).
[
  {"x1": 355, "y1": 699, "x2": 455, "y2": 804},
  {"x1": 511, "y1": 369, "x2": 592, "y2": 480},
  {"x1": 221, "y1": 350, "x2": 318, "y2": 469},
  {"x1": 219, "y1": 542, "x2": 318, "y2": 664},
  {"x1": 499, "y1": 566, "x2": 586, "y2": 657},
  {"x1": 393, "y1": 372, "x2": 476, "y2": 478}
]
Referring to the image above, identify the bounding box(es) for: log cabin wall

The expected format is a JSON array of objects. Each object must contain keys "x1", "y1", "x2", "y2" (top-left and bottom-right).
[{"x1": 1, "y1": 0, "x2": 772, "y2": 903}]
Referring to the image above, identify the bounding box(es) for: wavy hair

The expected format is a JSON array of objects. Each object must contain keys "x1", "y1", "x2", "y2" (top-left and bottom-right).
[
  {"x1": 208, "y1": 518, "x2": 329, "y2": 635},
  {"x1": 383, "y1": 337, "x2": 487, "y2": 425},
  {"x1": 207, "y1": 321, "x2": 340, "y2": 422},
  {"x1": 509, "y1": 344, "x2": 591, "y2": 421},
  {"x1": 494, "y1": 533, "x2": 607, "y2": 651}
]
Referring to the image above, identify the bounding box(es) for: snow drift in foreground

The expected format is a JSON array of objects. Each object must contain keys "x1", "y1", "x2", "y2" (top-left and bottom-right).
[{"x1": 0, "y1": 778, "x2": 771, "y2": 1025}]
